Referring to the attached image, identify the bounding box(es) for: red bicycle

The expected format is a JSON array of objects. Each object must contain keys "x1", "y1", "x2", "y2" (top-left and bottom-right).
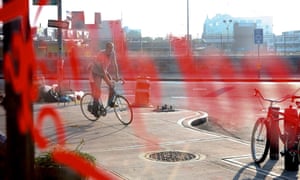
[{"x1": 251, "y1": 88, "x2": 300, "y2": 170}]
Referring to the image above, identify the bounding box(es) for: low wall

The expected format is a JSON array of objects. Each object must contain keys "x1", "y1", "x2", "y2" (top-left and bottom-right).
[{"x1": 36, "y1": 55, "x2": 300, "y2": 81}]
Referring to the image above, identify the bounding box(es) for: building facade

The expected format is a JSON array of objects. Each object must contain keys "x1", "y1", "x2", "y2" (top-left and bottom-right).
[
  {"x1": 274, "y1": 30, "x2": 300, "y2": 55},
  {"x1": 201, "y1": 14, "x2": 274, "y2": 54}
]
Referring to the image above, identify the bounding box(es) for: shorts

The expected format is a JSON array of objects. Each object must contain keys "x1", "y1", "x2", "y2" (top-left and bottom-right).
[{"x1": 91, "y1": 63, "x2": 105, "y2": 77}]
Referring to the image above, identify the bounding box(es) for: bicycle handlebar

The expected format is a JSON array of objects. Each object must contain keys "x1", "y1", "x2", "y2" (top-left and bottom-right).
[
  {"x1": 114, "y1": 78, "x2": 125, "y2": 85},
  {"x1": 291, "y1": 95, "x2": 300, "y2": 102},
  {"x1": 254, "y1": 88, "x2": 293, "y2": 104},
  {"x1": 105, "y1": 72, "x2": 125, "y2": 85}
]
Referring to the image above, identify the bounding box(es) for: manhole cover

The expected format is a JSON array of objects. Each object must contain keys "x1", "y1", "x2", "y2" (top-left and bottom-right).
[{"x1": 144, "y1": 150, "x2": 201, "y2": 162}]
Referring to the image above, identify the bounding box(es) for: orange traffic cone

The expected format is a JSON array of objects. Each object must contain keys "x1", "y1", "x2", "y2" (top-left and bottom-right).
[{"x1": 132, "y1": 76, "x2": 153, "y2": 107}]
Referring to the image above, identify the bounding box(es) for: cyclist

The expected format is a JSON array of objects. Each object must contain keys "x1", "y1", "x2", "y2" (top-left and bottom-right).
[{"x1": 88, "y1": 42, "x2": 120, "y2": 117}]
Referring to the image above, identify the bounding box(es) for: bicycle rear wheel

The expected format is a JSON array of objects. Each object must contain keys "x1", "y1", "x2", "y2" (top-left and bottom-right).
[
  {"x1": 113, "y1": 95, "x2": 133, "y2": 125},
  {"x1": 80, "y1": 93, "x2": 99, "y2": 121},
  {"x1": 251, "y1": 118, "x2": 270, "y2": 164}
]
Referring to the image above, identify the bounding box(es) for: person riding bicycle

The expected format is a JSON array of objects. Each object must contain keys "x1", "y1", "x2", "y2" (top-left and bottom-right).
[{"x1": 88, "y1": 42, "x2": 120, "y2": 117}]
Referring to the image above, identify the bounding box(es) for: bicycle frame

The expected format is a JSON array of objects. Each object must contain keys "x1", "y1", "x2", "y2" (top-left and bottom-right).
[
  {"x1": 96, "y1": 71, "x2": 124, "y2": 108},
  {"x1": 251, "y1": 88, "x2": 300, "y2": 165},
  {"x1": 80, "y1": 75, "x2": 133, "y2": 125}
]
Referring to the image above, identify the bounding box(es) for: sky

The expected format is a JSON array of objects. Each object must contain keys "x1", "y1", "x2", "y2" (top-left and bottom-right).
[{"x1": 29, "y1": 0, "x2": 300, "y2": 37}]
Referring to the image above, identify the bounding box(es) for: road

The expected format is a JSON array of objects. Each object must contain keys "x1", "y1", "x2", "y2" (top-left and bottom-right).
[
  {"x1": 56, "y1": 79, "x2": 300, "y2": 142},
  {"x1": 2, "y1": 79, "x2": 300, "y2": 142}
]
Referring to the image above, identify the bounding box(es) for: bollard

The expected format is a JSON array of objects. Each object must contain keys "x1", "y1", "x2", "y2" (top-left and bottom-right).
[
  {"x1": 284, "y1": 106, "x2": 298, "y2": 171},
  {"x1": 132, "y1": 76, "x2": 152, "y2": 107},
  {"x1": 269, "y1": 107, "x2": 279, "y2": 160},
  {"x1": 284, "y1": 150, "x2": 298, "y2": 171}
]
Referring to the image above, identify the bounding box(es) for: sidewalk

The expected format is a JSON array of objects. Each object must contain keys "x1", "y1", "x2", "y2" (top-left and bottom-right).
[{"x1": 38, "y1": 103, "x2": 299, "y2": 179}]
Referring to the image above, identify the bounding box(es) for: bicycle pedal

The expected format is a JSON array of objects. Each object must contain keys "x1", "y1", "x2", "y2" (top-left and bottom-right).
[
  {"x1": 100, "y1": 109, "x2": 107, "y2": 116},
  {"x1": 109, "y1": 103, "x2": 118, "y2": 108},
  {"x1": 88, "y1": 104, "x2": 93, "y2": 113},
  {"x1": 280, "y1": 151, "x2": 286, "y2": 156},
  {"x1": 97, "y1": 106, "x2": 105, "y2": 116}
]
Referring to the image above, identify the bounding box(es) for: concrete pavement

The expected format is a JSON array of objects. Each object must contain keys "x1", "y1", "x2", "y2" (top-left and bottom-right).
[
  {"x1": 0, "y1": 102, "x2": 298, "y2": 179},
  {"x1": 30, "y1": 102, "x2": 300, "y2": 180}
]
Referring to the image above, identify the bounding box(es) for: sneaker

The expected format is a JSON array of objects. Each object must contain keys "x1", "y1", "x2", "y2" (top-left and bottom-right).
[
  {"x1": 109, "y1": 102, "x2": 119, "y2": 108},
  {"x1": 91, "y1": 101, "x2": 101, "y2": 117},
  {"x1": 107, "y1": 91, "x2": 116, "y2": 107},
  {"x1": 87, "y1": 103, "x2": 93, "y2": 113},
  {"x1": 93, "y1": 107, "x2": 100, "y2": 118},
  {"x1": 95, "y1": 111, "x2": 100, "y2": 118},
  {"x1": 100, "y1": 105, "x2": 106, "y2": 116},
  {"x1": 107, "y1": 97, "x2": 114, "y2": 107}
]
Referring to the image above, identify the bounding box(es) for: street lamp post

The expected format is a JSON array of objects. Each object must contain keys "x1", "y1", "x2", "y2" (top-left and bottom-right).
[
  {"x1": 187, "y1": 0, "x2": 191, "y2": 53},
  {"x1": 223, "y1": 19, "x2": 232, "y2": 52},
  {"x1": 57, "y1": 0, "x2": 64, "y2": 92}
]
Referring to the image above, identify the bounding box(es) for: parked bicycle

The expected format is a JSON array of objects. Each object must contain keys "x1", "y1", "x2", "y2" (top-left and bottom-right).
[
  {"x1": 251, "y1": 88, "x2": 300, "y2": 170},
  {"x1": 80, "y1": 78, "x2": 133, "y2": 125}
]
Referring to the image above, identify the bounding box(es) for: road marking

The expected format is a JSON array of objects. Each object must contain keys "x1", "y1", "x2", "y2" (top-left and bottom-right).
[
  {"x1": 222, "y1": 156, "x2": 288, "y2": 180},
  {"x1": 171, "y1": 96, "x2": 188, "y2": 99},
  {"x1": 205, "y1": 86, "x2": 235, "y2": 97}
]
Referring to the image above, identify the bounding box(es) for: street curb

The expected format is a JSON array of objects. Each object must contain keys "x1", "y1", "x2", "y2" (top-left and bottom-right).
[
  {"x1": 190, "y1": 111, "x2": 208, "y2": 126},
  {"x1": 178, "y1": 110, "x2": 208, "y2": 128}
]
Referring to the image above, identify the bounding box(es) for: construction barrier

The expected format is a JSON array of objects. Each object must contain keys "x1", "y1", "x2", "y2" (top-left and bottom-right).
[{"x1": 132, "y1": 76, "x2": 152, "y2": 107}]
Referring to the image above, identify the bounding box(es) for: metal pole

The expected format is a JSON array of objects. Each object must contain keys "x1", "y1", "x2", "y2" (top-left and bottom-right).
[
  {"x1": 187, "y1": 0, "x2": 189, "y2": 41},
  {"x1": 227, "y1": 27, "x2": 229, "y2": 51},
  {"x1": 223, "y1": 20, "x2": 226, "y2": 51},
  {"x1": 187, "y1": 0, "x2": 190, "y2": 53},
  {"x1": 269, "y1": 107, "x2": 279, "y2": 160},
  {"x1": 284, "y1": 34, "x2": 286, "y2": 56},
  {"x1": 258, "y1": 44, "x2": 260, "y2": 78},
  {"x1": 57, "y1": 0, "x2": 64, "y2": 91},
  {"x1": 3, "y1": 0, "x2": 34, "y2": 179},
  {"x1": 58, "y1": 0, "x2": 62, "y2": 55},
  {"x1": 223, "y1": 19, "x2": 232, "y2": 52},
  {"x1": 221, "y1": 34, "x2": 223, "y2": 49}
]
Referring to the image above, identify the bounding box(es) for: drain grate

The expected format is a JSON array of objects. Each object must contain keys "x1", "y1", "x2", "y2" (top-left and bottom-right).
[{"x1": 145, "y1": 150, "x2": 200, "y2": 162}]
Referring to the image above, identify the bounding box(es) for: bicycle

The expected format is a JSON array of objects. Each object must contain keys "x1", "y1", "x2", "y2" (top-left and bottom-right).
[
  {"x1": 80, "y1": 77, "x2": 133, "y2": 125},
  {"x1": 251, "y1": 88, "x2": 300, "y2": 168}
]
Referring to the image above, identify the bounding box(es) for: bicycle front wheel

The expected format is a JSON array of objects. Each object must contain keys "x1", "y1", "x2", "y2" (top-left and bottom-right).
[
  {"x1": 251, "y1": 118, "x2": 270, "y2": 164},
  {"x1": 113, "y1": 95, "x2": 133, "y2": 125},
  {"x1": 80, "y1": 93, "x2": 99, "y2": 121},
  {"x1": 297, "y1": 139, "x2": 300, "y2": 164}
]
